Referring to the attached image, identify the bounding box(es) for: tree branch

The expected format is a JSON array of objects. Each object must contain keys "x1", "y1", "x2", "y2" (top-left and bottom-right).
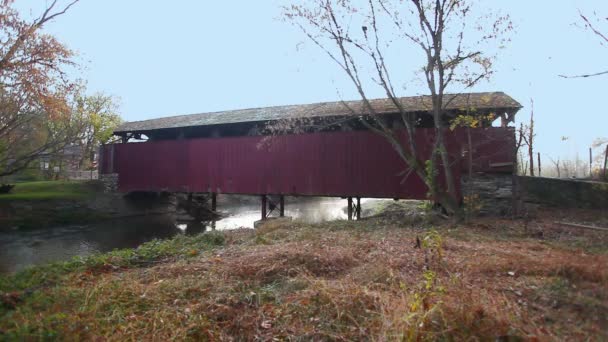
[{"x1": 558, "y1": 70, "x2": 608, "y2": 79}]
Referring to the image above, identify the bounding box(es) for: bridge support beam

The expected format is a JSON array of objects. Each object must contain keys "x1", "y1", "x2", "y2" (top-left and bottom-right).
[
  {"x1": 347, "y1": 197, "x2": 353, "y2": 221},
  {"x1": 211, "y1": 193, "x2": 217, "y2": 212},
  {"x1": 261, "y1": 195, "x2": 267, "y2": 221},
  {"x1": 279, "y1": 195, "x2": 285, "y2": 217},
  {"x1": 347, "y1": 197, "x2": 361, "y2": 221},
  {"x1": 187, "y1": 193, "x2": 193, "y2": 211}
]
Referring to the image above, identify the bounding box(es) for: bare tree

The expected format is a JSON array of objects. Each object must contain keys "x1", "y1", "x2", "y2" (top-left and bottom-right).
[
  {"x1": 515, "y1": 100, "x2": 536, "y2": 177},
  {"x1": 524, "y1": 100, "x2": 535, "y2": 176},
  {"x1": 281, "y1": 0, "x2": 512, "y2": 213},
  {"x1": 549, "y1": 156, "x2": 561, "y2": 178},
  {"x1": 517, "y1": 150, "x2": 530, "y2": 176},
  {"x1": 590, "y1": 137, "x2": 608, "y2": 179},
  {"x1": 515, "y1": 122, "x2": 528, "y2": 176},
  {"x1": 0, "y1": 0, "x2": 80, "y2": 177}
]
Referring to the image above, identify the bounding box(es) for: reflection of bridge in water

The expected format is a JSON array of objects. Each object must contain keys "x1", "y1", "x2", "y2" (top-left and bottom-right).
[
  {"x1": 175, "y1": 196, "x2": 351, "y2": 231},
  {"x1": 100, "y1": 93, "x2": 521, "y2": 221}
]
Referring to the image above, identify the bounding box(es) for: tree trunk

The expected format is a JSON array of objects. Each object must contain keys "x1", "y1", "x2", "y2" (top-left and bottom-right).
[
  {"x1": 528, "y1": 105, "x2": 535, "y2": 176},
  {"x1": 436, "y1": 189, "x2": 460, "y2": 215},
  {"x1": 603, "y1": 145, "x2": 608, "y2": 180},
  {"x1": 467, "y1": 127, "x2": 473, "y2": 179},
  {"x1": 432, "y1": 93, "x2": 459, "y2": 213}
]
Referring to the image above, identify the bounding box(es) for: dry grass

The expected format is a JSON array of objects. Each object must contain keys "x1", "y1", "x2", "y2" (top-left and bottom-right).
[{"x1": 1, "y1": 207, "x2": 607, "y2": 340}]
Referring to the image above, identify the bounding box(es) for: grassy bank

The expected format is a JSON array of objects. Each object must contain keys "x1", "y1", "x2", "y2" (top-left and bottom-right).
[
  {"x1": 0, "y1": 181, "x2": 98, "y2": 201},
  {"x1": 1, "y1": 208, "x2": 606, "y2": 340},
  {"x1": 0, "y1": 181, "x2": 105, "y2": 230}
]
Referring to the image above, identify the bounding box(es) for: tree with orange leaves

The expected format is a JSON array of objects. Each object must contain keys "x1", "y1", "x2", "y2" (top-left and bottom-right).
[{"x1": 0, "y1": 0, "x2": 80, "y2": 177}]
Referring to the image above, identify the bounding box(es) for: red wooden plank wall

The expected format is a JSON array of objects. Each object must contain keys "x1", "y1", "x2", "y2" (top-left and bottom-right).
[{"x1": 101, "y1": 127, "x2": 514, "y2": 199}]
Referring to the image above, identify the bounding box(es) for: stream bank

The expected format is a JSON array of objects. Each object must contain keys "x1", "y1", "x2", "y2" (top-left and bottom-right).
[
  {"x1": 0, "y1": 190, "x2": 173, "y2": 231},
  {"x1": 0, "y1": 195, "x2": 379, "y2": 274},
  {"x1": 1, "y1": 206, "x2": 606, "y2": 340}
]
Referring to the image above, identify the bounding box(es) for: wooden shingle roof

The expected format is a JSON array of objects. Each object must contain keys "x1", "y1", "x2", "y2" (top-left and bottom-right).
[{"x1": 116, "y1": 91, "x2": 521, "y2": 134}]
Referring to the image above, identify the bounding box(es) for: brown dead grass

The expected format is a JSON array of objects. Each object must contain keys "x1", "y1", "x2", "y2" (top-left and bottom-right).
[
  {"x1": 1, "y1": 207, "x2": 607, "y2": 340},
  {"x1": 225, "y1": 243, "x2": 359, "y2": 283}
]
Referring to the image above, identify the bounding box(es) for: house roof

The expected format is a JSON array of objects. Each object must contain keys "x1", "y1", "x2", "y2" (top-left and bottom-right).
[
  {"x1": 62, "y1": 145, "x2": 84, "y2": 156},
  {"x1": 115, "y1": 91, "x2": 522, "y2": 134}
]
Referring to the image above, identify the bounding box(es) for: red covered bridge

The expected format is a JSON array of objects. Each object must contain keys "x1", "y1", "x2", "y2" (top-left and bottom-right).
[{"x1": 100, "y1": 92, "x2": 521, "y2": 219}]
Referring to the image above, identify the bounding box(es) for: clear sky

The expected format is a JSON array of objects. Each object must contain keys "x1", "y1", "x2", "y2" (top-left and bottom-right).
[{"x1": 15, "y1": 0, "x2": 608, "y2": 164}]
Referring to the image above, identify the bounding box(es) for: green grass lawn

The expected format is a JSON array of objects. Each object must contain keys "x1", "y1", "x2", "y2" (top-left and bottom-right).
[{"x1": 0, "y1": 181, "x2": 98, "y2": 201}]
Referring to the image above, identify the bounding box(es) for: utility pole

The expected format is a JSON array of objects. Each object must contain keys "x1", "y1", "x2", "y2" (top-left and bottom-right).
[
  {"x1": 603, "y1": 145, "x2": 608, "y2": 180},
  {"x1": 589, "y1": 148, "x2": 593, "y2": 178}
]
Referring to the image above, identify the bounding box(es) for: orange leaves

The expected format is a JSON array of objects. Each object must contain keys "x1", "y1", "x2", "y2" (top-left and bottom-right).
[
  {"x1": 0, "y1": 0, "x2": 77, "y2": 111},
  {"x1": 0, "y1": 1, "x2": 81, "y2": 176}
]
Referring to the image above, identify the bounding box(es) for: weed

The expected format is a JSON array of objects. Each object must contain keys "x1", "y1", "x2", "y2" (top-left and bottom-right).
[
  {"x1": 462, "y1": 193, "x2": 484, "y2": 220},
  {"x1": 422, "y1": 229, "x2": 444, "y2": 269}
]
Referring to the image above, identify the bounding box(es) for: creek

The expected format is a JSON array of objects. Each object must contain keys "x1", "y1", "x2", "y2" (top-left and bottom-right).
[{"x1": 0, "y1": 196, "x2": 362, "y2": 274}]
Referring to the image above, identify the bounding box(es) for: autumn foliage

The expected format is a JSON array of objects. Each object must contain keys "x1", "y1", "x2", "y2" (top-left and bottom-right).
[{"x1": 0, "y1": 0, "x2": 79, "y2": 176}]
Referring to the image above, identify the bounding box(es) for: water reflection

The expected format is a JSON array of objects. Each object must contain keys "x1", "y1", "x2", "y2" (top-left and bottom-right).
[
  {"x1": 213, "y1": 197, "x2": 348, "y2": 230},
  {"x1": 0, "y1": 196, "x2": 368, "y2": 274},
  {"x1": 0, "y1": 216, "x2": 180, "y2": 274}
]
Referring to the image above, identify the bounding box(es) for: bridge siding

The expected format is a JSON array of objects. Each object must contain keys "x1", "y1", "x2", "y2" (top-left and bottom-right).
[{"x1": 101, "y1": 128, "x2": 514, "y2": 199}]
